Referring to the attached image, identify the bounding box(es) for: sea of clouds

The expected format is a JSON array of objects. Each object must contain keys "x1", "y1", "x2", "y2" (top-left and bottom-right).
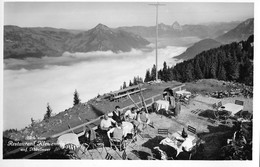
[{"x1": 3, "y1": 46, "x2": 186, "y2": 130}]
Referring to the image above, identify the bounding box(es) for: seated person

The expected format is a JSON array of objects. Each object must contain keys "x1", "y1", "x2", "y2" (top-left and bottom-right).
[
  {"x1": 100, "y1": 114, "x2": 116, "y2": 131},
  {"x1": 107, "y1": 121, "x2": 124, "y2": 140},
  {"x1": 107, "y1": 121, "x2": 125, "y2": 151},
  {"x1": 124, "y1": 107, "x2": 139, "y2": 127},
  {"x1": 137, "y1": 108, "x2": 151, "y2": 131},
  {"x1": 83, "y1": 125, "x2": 103, "y2": 149},
  {"x1": 122, "y1": 121, "x2": 134, "y2": 139},
  {"x1": 108, "y1": 106, "x2": 122, "y2": 123},
  {"x1": 84, "y1": 125, "x2": 97, "y2": 143}
]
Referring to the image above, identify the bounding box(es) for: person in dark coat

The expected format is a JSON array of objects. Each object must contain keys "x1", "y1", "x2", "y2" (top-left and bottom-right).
[
  {"x1": 165, "y1": 92, "x2": 176, "y2": 116},
  {"x1": 83, "y1": 125, "x2": 97, "y2": 145}
]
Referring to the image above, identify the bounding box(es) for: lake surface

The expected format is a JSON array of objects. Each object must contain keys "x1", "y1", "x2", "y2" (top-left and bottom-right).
[{"x1": 3, "y1": 38, "x2": 190, "y2": 130}]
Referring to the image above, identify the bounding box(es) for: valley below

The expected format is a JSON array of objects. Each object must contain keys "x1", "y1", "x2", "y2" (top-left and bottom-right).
[{"x1": 3, "y1": 39, "x2": 187, "y2": 130}]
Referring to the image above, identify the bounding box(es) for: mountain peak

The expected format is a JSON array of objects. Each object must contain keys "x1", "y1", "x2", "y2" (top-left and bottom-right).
[
  {"x1": 67, "y1": 23, "x2": 150, "y2": 53},
  {"x1": 172, "y1": 21, "x2": 180, "y2": 25},
  {"x1": 243, "y1": 18, "x2": 253, "y2": 26},
  {"x1": 94, "y1": 23, "x2": 110, "y2": 31},
  {"x1": 172, "y1": 21, "x2": 182, "y2": 30}
]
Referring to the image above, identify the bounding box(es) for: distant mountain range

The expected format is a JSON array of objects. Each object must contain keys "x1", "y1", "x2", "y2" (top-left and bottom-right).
[
  {"x1": 175, "y1": 18, "x2": 254, "y2": 60},
  {"x1": 4, "y1": 24, "x2": 150, "y2": 59},
  {"x1": 4, "y1": 25, "x2": 74, "y2": 59},
  {"x1": 4, "y1": 19, "x2": 253, "y2": 60},
  {"x1": 65, "y1": 24, "x2": 149, "y2": 53},
  {"x1": 118, "y1": 21, "x2": 240, "y2": 39}
]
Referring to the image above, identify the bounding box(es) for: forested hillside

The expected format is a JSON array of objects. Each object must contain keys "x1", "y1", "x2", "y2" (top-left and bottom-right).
[
  {"x1": 145, "y1": 35, "x2": 253, "y2": 86},
  {"x1": 216, "y1": 18, "x2": 253, "y2": 44},
  {"x1": 174, "y1": 38, "x2": 222, "y2": 61}
]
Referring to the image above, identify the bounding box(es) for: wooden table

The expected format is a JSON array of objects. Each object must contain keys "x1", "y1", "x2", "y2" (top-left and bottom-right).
[
  {"x1": 155, "y1": 100, "x2": 169, "y2": 111},
  {"x1": 175, "y1": 90, "x2": 191, "y2": 97},
  {"x1": 122, "y1": 121, "x2": 134, "y2": 137},
  {"x1": 57, "y1": 133, "x2": 80, "y2": 149},
  {"x1": 159, "y1": 131, "x2": 197, "y2": 157},
  {"x1": 221, "y1": 103, "x2": 244, "y2": 116}
]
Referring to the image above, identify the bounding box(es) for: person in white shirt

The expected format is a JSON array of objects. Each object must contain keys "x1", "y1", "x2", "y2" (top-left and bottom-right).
[
  {"x1": 124, "y1": 107, "x2": 139, "y2": 127},
  {"x1": 100, "y1": 114, "x2": 116, "y2": 131}
]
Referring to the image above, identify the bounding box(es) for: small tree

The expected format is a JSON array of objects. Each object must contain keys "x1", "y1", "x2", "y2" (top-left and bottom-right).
[
  {"x1": 144, "y1": 69, "x2": 151, "y2": 82},
  {"x1": 138, "y1": 77, "x2": 144, "y2": 83},
  {"x1": 44, "y1": 103, "x2": 52, "y2": 121},
  {"x1": 73, "y1": 89, "x2": 81, "y2": 106},
  {"x1": 217, "y1": 65, "x2": 227, "y2": 81},
  {"x1": 31, "y1": 117, "x2": 35, "y2": 127},
  {"x1": 133, "y1": 77, "x2": 138, "y2": 85},
  {"x1": 151, "y1": 64, "x2": 157, "y2": 81},
  {"x1": 122, "y1": 81, "x2": 127, "y2": 89},
  {"x1": 129, "y1": 80, "x2": 133, "y2": 87}
]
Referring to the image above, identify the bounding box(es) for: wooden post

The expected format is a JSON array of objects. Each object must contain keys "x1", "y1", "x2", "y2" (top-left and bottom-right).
[
  {"x1": 138, "y1": 84, "x2": 148, "y2": 113},
  {"x1": 127, "y1": 93, "x2": 140, "y2": 109}
]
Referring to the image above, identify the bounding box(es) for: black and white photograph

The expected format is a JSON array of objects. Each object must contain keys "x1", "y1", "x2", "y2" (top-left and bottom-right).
[{"x1": 1, "y1": 0, "x2": 258, "y2": 166}]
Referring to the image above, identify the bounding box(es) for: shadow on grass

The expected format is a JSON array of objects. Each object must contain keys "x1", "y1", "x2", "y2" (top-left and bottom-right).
[
  {"x1": 157, "y1": 109, "x2": 175, "y2": 118},
  {"x1": 195, "y1": 124, "x2": 234, "y2": 160},
  {"x1": 141, "y1": 135, "x2": 178, "y2": 159},
  {"x1": 198, "y1": 109, "x2": 217, "y2": 119},
  {"x1": 131, "y1": 150, "x2": 151, "y2": 160},
  {"x1": 235, "y1": 110, "x2": 253, "y2": 120},
  {"x1": 142, "y1": 135, "x2": 164, "y2": 150}
]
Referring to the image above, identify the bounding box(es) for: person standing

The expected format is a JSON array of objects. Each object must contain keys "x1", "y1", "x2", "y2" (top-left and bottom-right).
[
  {"x1": 108, "y1": 106, "x2": 122, "y2": 123},
  {"x1": 175, "y1": 101, "x2": 181, "y2": 118},
  {"x1": 165, "y1": 92, "x2": 175, "y2": 116}
]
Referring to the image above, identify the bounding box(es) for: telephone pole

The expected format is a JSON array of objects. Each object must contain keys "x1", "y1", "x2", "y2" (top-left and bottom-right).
[{"x1": 149, "y1": 2, "x2": 165, "y2": 81}]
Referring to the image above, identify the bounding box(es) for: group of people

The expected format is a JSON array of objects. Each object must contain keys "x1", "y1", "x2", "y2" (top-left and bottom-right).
[{"x1": 98, "y1": 105, "x2": 151, "y2": 147}]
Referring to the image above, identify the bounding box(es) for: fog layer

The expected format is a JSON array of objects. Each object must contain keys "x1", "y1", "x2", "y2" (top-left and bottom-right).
[{"x1": 4, "y1": 46, "x2": 186, "y2": 130}]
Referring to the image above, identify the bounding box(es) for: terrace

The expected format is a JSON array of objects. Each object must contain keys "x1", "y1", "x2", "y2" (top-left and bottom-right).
[
  {"x1": 3, "y1": 80, "x2": 252, "y2": 160},
  {"x1": 55, "y1": 94, "x2": 252, "y2": 160}
]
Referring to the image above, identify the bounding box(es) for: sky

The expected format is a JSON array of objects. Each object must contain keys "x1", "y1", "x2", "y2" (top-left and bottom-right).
[{"x1": 4, "y1": 2, "x2": 254, "y2": 29}]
